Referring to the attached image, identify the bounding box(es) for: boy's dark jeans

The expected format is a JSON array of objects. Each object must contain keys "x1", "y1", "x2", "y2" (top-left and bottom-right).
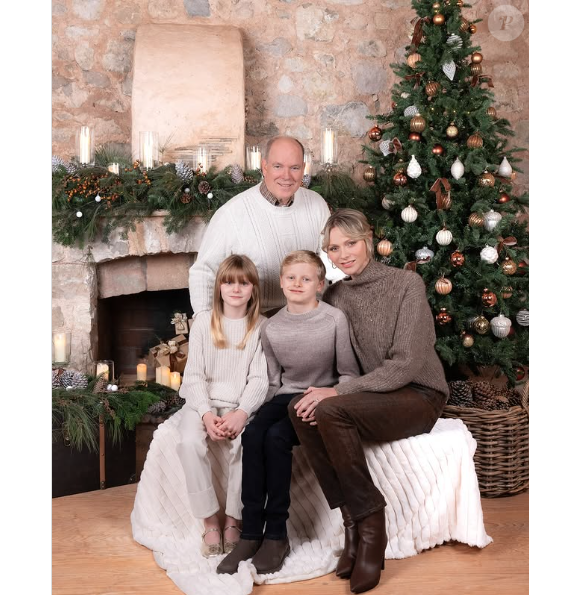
[
  {"x1": 288, "y1": 384, "x2": 447, "y2": 521},
  {"x1": 240, "y1": 392, "x2": 300, "y2": 541}
]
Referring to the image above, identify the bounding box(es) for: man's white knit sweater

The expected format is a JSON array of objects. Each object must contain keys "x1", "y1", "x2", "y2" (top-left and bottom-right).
[
  {"x1": 189, "y1": 183, "x2": 342, "y2": 314},
  {"x1": 179, "y1": 311, "x2": 268, "y2": 419}
]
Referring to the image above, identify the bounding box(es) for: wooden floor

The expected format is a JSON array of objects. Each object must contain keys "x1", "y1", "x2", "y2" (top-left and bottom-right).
[{"x1": 53, "y1": 485, "x2": 528, "y2": 595}]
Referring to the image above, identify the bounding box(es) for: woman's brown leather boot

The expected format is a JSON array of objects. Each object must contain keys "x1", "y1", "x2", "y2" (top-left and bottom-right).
[
  {"x1": 349, "y1": 509, "x2": 387, "y2": 593},
  {"x1": 336, "y1": 505, "x2": 359, "y2": 579}
]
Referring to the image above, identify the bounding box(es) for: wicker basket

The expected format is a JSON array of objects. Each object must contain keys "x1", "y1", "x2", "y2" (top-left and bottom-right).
[{"x1": 442, "y1": 381, "x2": 529, "y2": 498}]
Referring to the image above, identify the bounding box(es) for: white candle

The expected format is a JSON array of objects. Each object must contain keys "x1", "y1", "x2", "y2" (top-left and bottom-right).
[
  {"x1": 79, "y1": 126, "x2": 91, "y2": 164},
  {"x1": 196, "y1": 147, "x2": 209, "y2": 173},
  {"x1": 303, "y1": 152, "x2": 312, "y2": 176},
  {"x1": 108, "y1": 163, "x2": 120, "y2": 175},
  {"x1": 143, "y1": 140, "x2": 153, "y2": 169},
  {"x1": 251, "y1": 149, "x2": 261, "y2": 170},
  {"x1": 170, "y1": 372, "x2": 181, "y2": 391},
  {"x1": 155, "y1": 367, "x2": 162, "y2": 384},
  {"x1": 136, "y1": 363, "x2": 147, "y2": 381},
  {"x1": 323, "y1": 128, "x2": 335, "y2": 164},
  {"x1": 160, "y1": 366, "x2": 171, "y2": 387},
  {"x1": 96, "y1": 362, "x2": 109, "y2": 381},
  {"x1": 54, "y1": 333, "x2": 67, "y2": 363}
]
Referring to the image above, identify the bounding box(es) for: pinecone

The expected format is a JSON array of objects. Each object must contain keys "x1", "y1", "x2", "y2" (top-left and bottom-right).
[
  {"x1": 198, "y1": 180, "x2": 211, "y2": 195},
  {"x1": 52, "y1": 155, "x2": 66, "y2": 172},
  {"x1": 175, "y1": 160, "x2": 194, "y2": 182},
  {"x1": 506, "y1": 388, "x2": 521, "y2": 408},
  {"x1": 147, "y1": 400, "x2": 167, "y2": 415},
  {"x1": 230, "y1": 164, "x2": 244, "y2": 184},
  {"x1": 166, "y1": 393, "x2": 186, "y2": 409},
  {"x1": 65, "y1": 161, "x2": 78, "y2": 175},
  {"x1": 59, "y1": 370, "x2": 76, "y2": 388},
  {"x1": 447, "y1": 380, "x2": 473, "y2": 407},
  {"x1": 471, "y1": 382, "x2": 510, "y2": 411},
  {"x1": 93, "y1": 375, "x2": 108, "y2": 394},
  {"x1": 301, "y1": 174, "x2": 312, "y2": 188},
  {"x1": 58, "y1": 369, "x2": 89, "y2": 390}
]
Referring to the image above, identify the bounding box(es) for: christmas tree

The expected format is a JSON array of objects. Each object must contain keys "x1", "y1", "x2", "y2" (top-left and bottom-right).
[{"x1": 363, "y1": 0, "x2": 529, "y2": 386}]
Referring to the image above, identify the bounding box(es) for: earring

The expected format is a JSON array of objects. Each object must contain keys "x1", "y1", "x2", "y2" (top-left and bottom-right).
[{"x1": 331, "y1": 262, "x2": 337, "y2": 269}]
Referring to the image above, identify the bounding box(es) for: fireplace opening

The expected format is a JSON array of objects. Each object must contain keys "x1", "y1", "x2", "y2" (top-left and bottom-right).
[{"x1": 97, "y1": 289, "x2": 193, "y2": 382}]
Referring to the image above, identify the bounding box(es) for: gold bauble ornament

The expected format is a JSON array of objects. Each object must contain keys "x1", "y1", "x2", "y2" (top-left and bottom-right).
[
  {"x1": 470, "y1": 63, "x2": 483, "y2": 76},
  {"x1": 471, "y1": 52, "x2": 483, "y2": 64},
  {"x1": 481, "y1": 288, "x2": 498, "y2": 307},
  {"x1": 459, "y1": 17, "x2": 470, "y2": 32},
  {"x1": 502, "y1": 287, "x2": 513, "y2": 299},
  {"x1": 435, "y1": 277, "x2": 453, "y2": 295},
  {"x1": 377, "y1": 239, "x2": 393, "y2": 257},
  {"x1": 393, "y1": 171, "x2": 408, "y2": 186},
  {"x1": 407, "y1": 52, "x2": 422, "y2": 68},
  {"x1": 433, "y1": 13, "x2": 445, "y2": 26},
  {"x1": 433, "y1": 2, "x2": 441, "y2": 8},
  {"x1": 425, "y1": 81, "x2": 441, "y2": 96},
  {"x1": 436, "y1": 308, "x2": 453, "y2": 325},
  {"x1": 450, "y1": 251, "x2": 465, "y2": 268},
  {"x1": 446, "y1": 123, "x2": 459, "y2": 138},
  {"x1": 432, "y1": 144, "x2": 444, "y2": 156},
  {"x1": 473, "y1": 316, "x2": 490, "y2": 335},
  {"x1": 478, "y1": 171, "x2": 496, "y2": 187},
  {"x1": 368, "y1": 126, "x2": 382, "y2": 141},
  {"x1": 467, "y1": 132, "x2": 483, "y2": 149},
  {"x1": 410, "y1": 114, "x2": 427, "y2": 132},
  {"x1": 501, "y1": 258, "x2": 517, "y2": 275},
  {"x1": 363, "y1": 165, "x2": 377, "y2": 182},
  {"x1": 462, "y1": 333, "x2": 474, "y2": 348},
  {"x1": 469, "y1": 24, "x2": 477, "y2": 34},
  {"x1": 409, "y1": 132, "x2": 422, "y2": 142},
  {"x1": 487, "y1": 106, "x2": 497, "y2": 119},
  {"x1": 468, "y1": 213, "x2": 484, "y2": 227}
]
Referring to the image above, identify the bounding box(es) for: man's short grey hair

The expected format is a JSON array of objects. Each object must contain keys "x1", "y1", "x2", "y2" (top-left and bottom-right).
[{"x1": 263, "y1": 136, "x2": 305, "y2": 161}]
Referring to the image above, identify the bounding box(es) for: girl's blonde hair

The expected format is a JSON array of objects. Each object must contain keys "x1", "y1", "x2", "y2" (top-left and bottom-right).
[
  {"x1": 321, "y1": 208, "x2": 374, "y2": 259},
  {"x1": 210, "y1": 254, "x2": 261, "y2": 349},
  {"x1": 280, "y1": 250, "x2": 326, "y2": 281}
]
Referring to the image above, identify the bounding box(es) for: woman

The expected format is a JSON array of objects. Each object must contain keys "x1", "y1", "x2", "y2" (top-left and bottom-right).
[{"x1": 289, "y1": 209, "x2": 449, "y2": 594}]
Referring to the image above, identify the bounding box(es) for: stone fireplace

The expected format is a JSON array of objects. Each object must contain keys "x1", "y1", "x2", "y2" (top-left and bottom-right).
[{"x1": 52, "y1": 213, "x2": 207, "y2": 376}]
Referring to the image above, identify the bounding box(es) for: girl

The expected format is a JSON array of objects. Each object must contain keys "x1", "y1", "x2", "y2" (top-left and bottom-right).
[{"x1": 177, "y1": 254, "x2": 268, "y2": 557}]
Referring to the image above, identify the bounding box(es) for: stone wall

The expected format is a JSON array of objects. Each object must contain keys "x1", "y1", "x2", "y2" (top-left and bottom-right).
[{"x1": 52, "y1": 0, "x2": 529, "y2": 188}]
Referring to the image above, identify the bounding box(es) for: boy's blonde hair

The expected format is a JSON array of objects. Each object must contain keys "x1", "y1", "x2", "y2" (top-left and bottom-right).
[
  {"x1": 210, "y1": 254, "x2": 261, "y2": 349},
  {"x1": 321, "y1": 208, "x2": 374, "y2": 259},
  {"x1": 280, "y1": 250, "x2": 326, "y2": 282}
]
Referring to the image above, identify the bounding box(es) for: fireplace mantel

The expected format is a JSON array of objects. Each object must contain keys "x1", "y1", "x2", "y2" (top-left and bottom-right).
[{"x1": 52, "y1": 214, "x2": 207, "y2": 373}]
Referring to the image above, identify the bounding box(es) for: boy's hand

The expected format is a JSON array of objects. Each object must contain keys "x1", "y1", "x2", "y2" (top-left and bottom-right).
[
  {"x1": 295, "y1": 387, "x2": 338, "y2": 423},
  {"x1": 202, "y1": 411, "x2": 227, "y2": 441},
  {"x1": 219, "y1": 409, "x2": 248, "y2": 439}
]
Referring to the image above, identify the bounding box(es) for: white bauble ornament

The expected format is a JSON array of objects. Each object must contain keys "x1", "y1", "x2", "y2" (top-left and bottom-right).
[
  {"x1": 442, "y1": 60, "x2": 456, "y2": 81},
  {"x1": 484, "y1": 209, "x2": 502, "y2": 231},
  {"x1": 401, "y1": 92, "x2": 410, "y2": 99},
  {"x1": 498, "y1": 157, "x2": 513, "y2": 177},
  {"x1": 415, "y1": 246, "x2": 434, "y2": 263},
  {"x1": 401, "y1": 205, "x2": 418, "y2": 222},
  {"x1": 480, "y1": 244, "x2": 499, "y2": 264},
  {"x1": 106, "y1": 384, "x2": 112, "y2": 391},
  {"x1": 76, "y1": 211, "x2": 83, "y2": 218},
  {"x1": 95, "y1": 194, "x2": 102, "y2": 202},
  {"x1": 491, "y1": 314, "x2": 512, "y2": 338},
  {"x1": 207, "y1": 192, "x2": 214, "y2": 199},
  {"x1": 436, "y1": 228, "x2": 453, "y2": 246},
  {"x1": 381, "y1": 196, "x2": 395, "y2": 210},
  {"x1": 66, "y1": 385, "x2": 74, "y2": 391},
  {"x1": 404, "y1": 105, "x2": 419, "y2": 117},
  {"x1": 516, "y1": 309, "x2": 529, "y2": 326},
  {"x1": 451, "y1": 158, "x2": 464, "y2": 180},
  {"x1": 110, "y1": 384, "x2": 118, "y2": 392},
  {"x1": 446, "y1": 34, "x2": 463, "y2": 49},
  {"x1": 379, "y1": 139, "x2": 391, "y2": 156},
  {"x1": 407, "y1": 155, "x2": 422, "y2": 179}
]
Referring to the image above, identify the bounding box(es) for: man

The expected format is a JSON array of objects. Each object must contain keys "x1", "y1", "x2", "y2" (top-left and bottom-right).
[{"x1": 189, "y1": 136, "x2": 342, "y2": 315}]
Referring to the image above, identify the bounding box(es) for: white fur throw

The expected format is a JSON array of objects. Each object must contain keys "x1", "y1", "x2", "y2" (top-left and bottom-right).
[{"x1": 131, "y1": 411, "x2": 492, "y2": 595}]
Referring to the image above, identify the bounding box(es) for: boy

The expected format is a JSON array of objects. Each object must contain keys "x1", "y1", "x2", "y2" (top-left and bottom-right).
[{"x1": 217, "y1": 250, "x2": 359, "y2": 575}]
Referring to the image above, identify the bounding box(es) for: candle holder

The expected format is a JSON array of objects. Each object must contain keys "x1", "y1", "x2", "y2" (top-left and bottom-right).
[
  {"x1": 245, "y1": 145, "x2": 262, "y2": 172},
  {"x1": 52, "y1": 331, "x2": 71, "y2": 366},
  {"x1": 139, "y1": 131, "x2": 159, "y2": 170},
  {"x1": 320, "y1": 127, "x2": 338, "y2": 171},
  {"x1": 76, "y1": 126, "x2": 95, "y2": 166},
  {"x1": 95, "y1": 360, "x2": 114, "y2": 383},
  {"x1": 194, "y1": 146, "x2": 210, "y2": 174},
  {"x1": 108, "y1": 163, "x2": 120, "y2": 175}
]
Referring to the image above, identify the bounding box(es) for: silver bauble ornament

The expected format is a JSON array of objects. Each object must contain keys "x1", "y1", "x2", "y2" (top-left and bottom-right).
[
  {"x1": 498, "y1": 156, "x2": 513, "y2": 177},
  {"x1": 406, "y1": 155, "x2": 422, "y2": 179},
  {"x1": 415, "y1": 246, "x2": 434, "y2": 263},
  {"x1": 480, "y1": 244, "x2": 499, "y2": 264},
  {"x1": 491, "y1": 314, "x2": 512, "y2": 338},
  {"x1": 516, "y1": 309, "x2": 529, "y2": 326},
  {"x1": 483, "y1": 209, "x2": 502, "y2": 232},
  {"x1": 450, "y1": 158, "x2": 464, "y2": 180}
]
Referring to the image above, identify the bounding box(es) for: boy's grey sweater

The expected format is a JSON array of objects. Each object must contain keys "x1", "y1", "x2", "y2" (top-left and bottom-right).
[{"x1": 260, "y1": 300, "x2": 360, "y2": 400}]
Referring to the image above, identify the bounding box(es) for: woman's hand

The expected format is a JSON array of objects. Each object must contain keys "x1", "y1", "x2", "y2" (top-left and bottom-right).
[
  {"x1": 294, "y1": 387, "x2": 338, "y2": 424},
  {"x1": 202, "y1": 411, "x2": 227, "y2": 441},
  {"x1": 218, "y1": 409, "x2": 248, "y2": 439}
]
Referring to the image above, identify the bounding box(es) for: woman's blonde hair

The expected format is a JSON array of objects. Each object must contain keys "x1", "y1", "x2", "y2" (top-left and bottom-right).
[
  {"x1": 321, "y1": 208, "x2": 374, "y2": 259},
  {"x1": 280, "y1": 250, "x2": 326, "y2": 281},
  {"x1": 210, "y1": 254, "x2": 261, "y2": 349}
]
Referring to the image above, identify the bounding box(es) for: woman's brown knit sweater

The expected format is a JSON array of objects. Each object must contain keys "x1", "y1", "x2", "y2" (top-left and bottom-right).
[{"x1": 323, "y1": 258, "x2": 449, "y2": 398}]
